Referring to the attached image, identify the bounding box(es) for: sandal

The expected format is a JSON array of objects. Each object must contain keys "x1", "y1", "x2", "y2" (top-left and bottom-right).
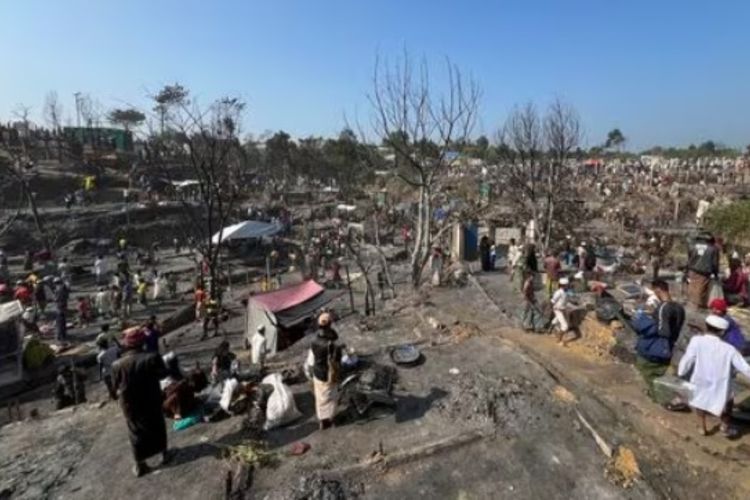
[
  {"x1": 663, "y1": 401, "x2": 689, "y2": 412},
  {"x1": 722, "y1": 425, "x2": 739, "y2": 439},
  {"x1": 133, "y1": 462, "x2": 152, "y2": 478}
]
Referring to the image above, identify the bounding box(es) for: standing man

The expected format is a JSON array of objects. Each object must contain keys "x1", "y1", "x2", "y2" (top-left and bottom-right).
[
  {"x1": 551, "y1": 278, "x2": 570, "y2": 345},
  {"x1": 54, "y1": 277, "x2": 69, "y2": 341},
  {"x1": 94, "y1": 255, "x2": 106, "y2": 286},
  {"x1": 479, "y1": 236, "x2": 491, "y2": 272},
  {"x1": 521, "y1": 271, "x2": 540, "y2": 332},
  {"x1": 508, "y1": 238, "x2": 523, "y2": 290},
  {"x1": 96, "y1": 332, "x2": 119, "y2": 400},
  {"x1": 678, "y1": 315, "x2": 750, "y2": 438},
  {"x1": 576, "y1": 242, "x2": 588, "y2": 271},
  {"x1": 142, "y1": 315, "x2": 161, "y2": 354},
  {"x1": 543, "y1": 250, "x2": 561, "y2": 299},
  {"x1": 307, "y1": 313, "x2": 343, "y2": 430},
  {"x1": 201, "y1": 298, "x2": 220, "y2": 340},
  {"x1": 635, "y1": 280, "x2": 686, "y2": 408},
  {"x1": 251, "y1": 325, "x2": 268, "y2": 369},
  {"x1": 687, "y1": 233, "x2": 720, "y2": 309},
  {"x1": 112, "y1": 328, "x2": 170, "y2": 477},
  {"x1": 58, "y1": 257, "x2": 71, "y2": 286}
]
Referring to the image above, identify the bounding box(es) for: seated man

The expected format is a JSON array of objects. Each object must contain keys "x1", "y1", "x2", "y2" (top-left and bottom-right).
[
  {"x1": 163, "y1": 369, "x2": 208, "y2": 419},
  {"x1": 210, "y1": 340, "x2": 236, "y2": 385}
]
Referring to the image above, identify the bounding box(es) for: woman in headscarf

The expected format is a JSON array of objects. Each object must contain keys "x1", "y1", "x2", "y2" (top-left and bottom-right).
[
  {"x1": 307, "y1": 312, "x2": 343, "y2": 430},
  {"x1": 112, "y1": 327, "x2": 170, "y2": 477}
]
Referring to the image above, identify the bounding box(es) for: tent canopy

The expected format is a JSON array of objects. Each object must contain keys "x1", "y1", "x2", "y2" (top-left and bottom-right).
[
  {"x1": 275, "y1": 289, "x2": 341, "y2": 327},
  {"x1": 252, "y1": 280, "x2": 324, "y2": 313},
  {"x1": 212, "y1": 220, "x2": 282, "y2": 244}
]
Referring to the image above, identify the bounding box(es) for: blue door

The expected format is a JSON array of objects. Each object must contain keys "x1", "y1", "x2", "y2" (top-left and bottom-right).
[{"x1": 464, "y1": 224, "x2": 478, "y2": 261}]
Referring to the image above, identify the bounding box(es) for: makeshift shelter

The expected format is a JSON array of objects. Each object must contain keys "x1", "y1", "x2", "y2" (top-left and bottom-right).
[
  {"x1": 0, "y1": 300, "x2": 24, "y2": 387},
  {"x1": 245, "y1": 280, "x2": 340, "y2": 354},
  {"x1": 212, "y1": 220, "x2": 282, "y2": 245}
]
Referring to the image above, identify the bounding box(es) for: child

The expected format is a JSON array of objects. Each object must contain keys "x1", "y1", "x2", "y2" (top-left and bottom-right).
[
  {"x1": 678, "y1": 314, "x2": 750, "y2": 438},
  {"x1": 137, "y1": 280, "x2": 148, "y2": 307},
  {"x1": 194, "y1": 286, "x2": 206, "y2": 321},
  {"x1": 550, "y1": 277, "x2": 570, "y2": 345},
  {"x1": 77, "y1": 296, "x2": 93, "y2": 327}
]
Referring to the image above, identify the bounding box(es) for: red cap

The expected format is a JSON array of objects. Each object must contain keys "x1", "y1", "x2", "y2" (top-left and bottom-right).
[{"x1": 709, "y1": 297, "x2": 728, "y2": 314}]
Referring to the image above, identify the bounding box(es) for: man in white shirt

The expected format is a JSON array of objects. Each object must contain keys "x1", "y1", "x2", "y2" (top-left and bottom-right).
[
  {"x1": 94, "y1": 287, "x2": 111, "y2": 318},
  {"x1": 94, "y1": 255, "x2": 106, "y2": 285},
  {"x1": 251, "y1": 325, "x2": 268, "y2": 368},
  {"x1": 678, "y1": 315, "x2": 750, "y2": 438},
  {"x1": 551, "y1": 277, "x2": 570, "y2": 345}
]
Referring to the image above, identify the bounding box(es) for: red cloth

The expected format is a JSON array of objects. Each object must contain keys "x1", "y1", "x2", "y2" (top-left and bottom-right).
[
  {"x1": 14, "y1": 286, "x2": 31, "y2": 304},
  {"x1": 723, "y1": 269, "x2": 748, "y2": 302},
  {"x1": 122, "y1": 327, "x2": 146, "y2": 349},
  {"x1": 251, "y1": 280, "x2": 324, "y2": 312}
]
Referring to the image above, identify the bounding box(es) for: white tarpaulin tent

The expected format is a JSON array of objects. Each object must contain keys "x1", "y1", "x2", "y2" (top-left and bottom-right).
[
  {"x1": 0, "y1": 300, "x2": 24, "y2": 387},
  {"x1": 212, "y1": 220, "x2": 282, "y2": 244}
]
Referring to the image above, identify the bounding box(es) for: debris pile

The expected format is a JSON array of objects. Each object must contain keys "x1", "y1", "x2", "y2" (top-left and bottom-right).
[
  {"x1": 449, "y1": 321, "x2": 483, "y2": 344},
  {"x1": 605, "y1": 446, "x2": 642, "y2": 488},
  {"x1": 574, "y1": 312, "x2": 620, "y2": 359}
]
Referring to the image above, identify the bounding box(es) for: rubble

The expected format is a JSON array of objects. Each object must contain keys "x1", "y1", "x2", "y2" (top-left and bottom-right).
[
  {"x1": 263, "y1": 474, "x2": 362, "y2": 500},
  {"x1": 435, "y1": 372, "x2": 559, "y2": 432}
]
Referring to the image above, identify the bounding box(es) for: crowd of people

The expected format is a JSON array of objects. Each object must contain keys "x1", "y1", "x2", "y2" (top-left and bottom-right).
[{"x1": 493, "y1": 229, "x2": 750, "y2": 439}]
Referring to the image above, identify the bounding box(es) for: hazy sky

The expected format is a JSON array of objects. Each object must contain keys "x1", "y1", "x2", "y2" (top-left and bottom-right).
[{"x1": 1, "y1": 0, "x2": 749, "y2": 150}]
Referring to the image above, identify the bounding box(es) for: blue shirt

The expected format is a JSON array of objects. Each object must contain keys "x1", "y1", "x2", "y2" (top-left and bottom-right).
[{"x1": 722, "y1": 315, "x2": 746, "y2": 352}]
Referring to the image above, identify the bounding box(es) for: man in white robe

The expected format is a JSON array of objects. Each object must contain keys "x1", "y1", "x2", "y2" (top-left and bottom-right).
[{"x1": 678, "y1": 314, "x2": 750, "y2": 437}]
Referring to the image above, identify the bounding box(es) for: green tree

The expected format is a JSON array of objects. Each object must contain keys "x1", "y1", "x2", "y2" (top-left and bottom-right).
[
  {"x1": 107, "y1": 108, "x2": 146, "y2": 131},
  {"x1": 705, "y1": 200, "x2": 750, "y2": 244},
  {"x1": 699, "y1": 140, "x2": 716, "y2": 153},
  {"x1": 604, "y1": 128, "x2": 626, "y2": 151},
  {"x1": 264, "y1": 131, "x2": 296, "y2": 183}
]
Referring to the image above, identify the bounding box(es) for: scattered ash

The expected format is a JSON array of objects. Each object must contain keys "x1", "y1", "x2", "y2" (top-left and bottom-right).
[
  {"x1": 263, "y1": 474, "x2": 362, "y2": 500},
  {"x1": 435, "y1": 373, "x2": 560, "y2": 433},
  {"x1": 0, "y1": 429, "x2": 87, "y2": 500}
]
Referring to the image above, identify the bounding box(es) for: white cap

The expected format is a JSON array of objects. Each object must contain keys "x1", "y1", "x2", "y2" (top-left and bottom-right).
[
  {"x1": 705, "y1": 314, "x2": 729, "y2": 331},
  {"x1": 574, "y1": 271, "x2": 584, "y2": 280},
  {"x1": 559, "y1": 277, "x2": 570, "y2": 285}
]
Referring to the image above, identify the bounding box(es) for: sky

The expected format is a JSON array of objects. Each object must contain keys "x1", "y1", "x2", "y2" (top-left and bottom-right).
[{"x1": 1, "y1": 0, "x2": 749, "y2": 150}]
